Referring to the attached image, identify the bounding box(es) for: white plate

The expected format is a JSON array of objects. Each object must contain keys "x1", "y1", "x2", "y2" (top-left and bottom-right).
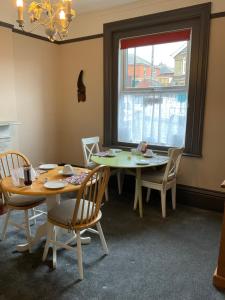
[
  {"x1": 58, "y1": 170, "x2": 74, "y2": 176},
  {"x1": 44, "y1": 181, "x2": 66, "y2": 189},
  {"x1": 39, "y1": 164, "x2": 58, "y2": 170},
  {"x1": 136, "y1": 160, "x2": 150, "y2": 165}
]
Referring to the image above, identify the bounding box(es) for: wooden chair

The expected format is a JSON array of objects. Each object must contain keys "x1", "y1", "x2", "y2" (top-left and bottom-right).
[
  {"x1": 141, "y1": 147, "x2": 184, "y2": 218},
  {"x1": 0, "y1": 151, "x2": 45, "y2": 252},
  {"x1": 81, "y1": 136, "x2": 122, "y2": 200},
  {"x1": 42, "y1": 165, "x2": 110, "y2": 280}
]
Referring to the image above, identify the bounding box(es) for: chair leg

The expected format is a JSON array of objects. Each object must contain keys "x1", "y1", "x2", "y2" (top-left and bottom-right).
[
  {"x1": 172, "y1": 185, "x2": 176, "y2": 210},
  {"x1": 31, "y1": 208, "x2": 37, "y2": 225},
  {"x1": 42, "y1": 223, "x2": 54, "y2": 262},
  {"x1": 160, "y1": 190, "x2": 167, "y2": 218},
  {"x1": 117, "y1": 172, "x2": 122, "y2": 195},
  {"x1": 120, "y1": 172, "x2": 125, "y2": 195},
  {"x1": 146, "y1": 188, "x2": 151, "y2": 203},
  {"x1": 105, "y1": 187, "x2": 109, "y2": 202},
  {"x1": 24, "y1": 210, "x2": 32, "y2": 253},
  {"x1": 96, "y1": 222, "x2": 109, "y2": 255},
  {"x1": 52, "y1": 226, "x2": 57, "y2": 269},
  {"x1": 133, "y1": 177, "x2": 138, "y2": 210},
  {"x1": 76, "y1": 230, "x2": 84, "y2": 280},
  {"x1": 1, "y1": 209, "x2": 11, "y2": 241}
]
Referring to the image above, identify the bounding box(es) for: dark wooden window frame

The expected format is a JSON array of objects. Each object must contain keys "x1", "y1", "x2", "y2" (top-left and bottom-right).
[{"x1": 103, "y1": 3, "x2": 211, "y2": 157}]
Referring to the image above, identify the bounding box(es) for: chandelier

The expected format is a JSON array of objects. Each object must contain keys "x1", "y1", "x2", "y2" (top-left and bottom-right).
[{"x1": 16, "y1": 0, "x2": 76, "y2": 42}]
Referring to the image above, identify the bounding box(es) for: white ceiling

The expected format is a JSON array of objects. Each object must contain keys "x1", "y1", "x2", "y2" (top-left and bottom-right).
[
  {"x1": 74, "y1": 0, "x2": 140, "y2": 14},
  {"x1": 0, "y1": 0, "x2": 140, "y2": 24}
]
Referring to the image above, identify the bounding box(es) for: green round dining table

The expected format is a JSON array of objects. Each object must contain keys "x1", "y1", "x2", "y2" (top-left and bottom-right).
[{"x1": 91, "y1": 151, "x2": 169, "y2": 218}]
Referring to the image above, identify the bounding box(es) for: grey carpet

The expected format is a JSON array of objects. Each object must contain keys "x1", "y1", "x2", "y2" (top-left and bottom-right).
[{"x1": 0, "y1": 189, "x2": 224, "y2": 300}]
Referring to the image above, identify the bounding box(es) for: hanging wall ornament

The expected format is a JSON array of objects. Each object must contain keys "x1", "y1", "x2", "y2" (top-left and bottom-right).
[{"x1": 77, "y1": 70, "x2": 86, "y2": 102}]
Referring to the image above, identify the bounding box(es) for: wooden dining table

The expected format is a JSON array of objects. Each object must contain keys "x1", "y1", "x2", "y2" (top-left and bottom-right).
[
  {"x1": 91, "y1": 151, "x2": 169, "y2": 218},
  {"x1": 1, "y1": 166, "x2": 91, "y2": 252}
]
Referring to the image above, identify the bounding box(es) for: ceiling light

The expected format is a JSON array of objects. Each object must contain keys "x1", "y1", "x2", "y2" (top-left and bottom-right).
[{"x1": 16, "y1": 0, "x2": 76, "y2": 42}]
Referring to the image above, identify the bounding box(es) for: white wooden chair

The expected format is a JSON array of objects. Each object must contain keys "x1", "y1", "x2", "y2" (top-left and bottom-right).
[
  {"x1": 0, "y1": 151, "x2": 45, "y2": 252},
  {"x1": 42, "y1": 165, "x2": 110, "y2": 280},
  {"x1": 81, "y1": 136, "x2": 122, "y2": 200},
  {"x1": 141, "y1": 147, "x2": 184, "y2": 218}
]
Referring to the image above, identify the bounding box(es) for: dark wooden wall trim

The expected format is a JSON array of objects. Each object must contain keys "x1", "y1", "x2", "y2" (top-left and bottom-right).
[
  {"x1": 0, "y1": 21, "x2": 103, "y2": 44},
  {"x1": 177, "y1": 184, "x2": 225, "y2": 212},
  {"x1": 211, "y1": 11, "x2": 225, "y2": 19},
  {"x1": 0, "y1": 21, "x2": 14, "y2": 29},
  {"x1": 109, "y1": 172, "x2": 225, "y2": 212},
  {"x1": 0, "y1": 8, "x2": 225, "y2": 44},
  {"x1": 119, "y1": 174, "x2": 225, "y2": 212},
  {"x1": 11, "y1": 31, "x2": 103, "y2": 44},
  {"x1": 12, "y1": 28, "x2": 53, "y2": 43},
  {"x1": 58, "y1": 34, "x2": 103, "y2": 44}
]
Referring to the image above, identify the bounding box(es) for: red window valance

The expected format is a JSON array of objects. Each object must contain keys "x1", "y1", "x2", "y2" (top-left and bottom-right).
[{"x1": 120, "y1": 29, "x2": 191, "y2": 50}]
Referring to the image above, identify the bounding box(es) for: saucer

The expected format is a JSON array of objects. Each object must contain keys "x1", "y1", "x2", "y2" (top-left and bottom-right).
[
  {"x1": 143, "y1": 153, "x2": 153, "y2": 158},
  {"x1": 110, "y1": 148, "x2": 122, "y2": 153},
  {"x1": 58, "y1": 170, "x2": 74, "y2": 176}
]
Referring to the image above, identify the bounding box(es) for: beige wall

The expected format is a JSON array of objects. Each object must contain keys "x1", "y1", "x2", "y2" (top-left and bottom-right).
[
  {"x1": 1, "y1": 1, "x2": 225, "y2": 39},
  {"x1": 1, "y1": 1, "x2": 224, "y2": 39},
  {"x1": 0, "y1": 1, "x2": 225, "y2": 192},
  {"x1": 178, "y1": 17, "x2": 225, "y2": 191},
  {"x1": 0, "y1": 28, "x2": 17, "y2": 121},
  {"x1": 57, "y1": 38, "x2": 103, "y2": 166},
  {"x1": 69, "y1": 0, "x2": 225, "y2": 38},
  {"x1": 0, "y1": 27, "x2": 59, "y2": 166},
  {"x1": 12, "y1": 34, "x2": 60, "y2": 166},
  {"x1": 58, "y1": 17, "x2": 225, "y2": 192}
]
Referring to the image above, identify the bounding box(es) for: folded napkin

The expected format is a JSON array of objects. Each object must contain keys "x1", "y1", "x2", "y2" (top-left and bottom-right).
[{"x1": 65, "y1": 173, "x2": 89, "y2": 185}]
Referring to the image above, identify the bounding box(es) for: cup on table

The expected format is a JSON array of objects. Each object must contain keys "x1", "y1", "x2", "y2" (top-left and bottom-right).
[
  {"x1": 19, "y1": 177, "x2": 25, "y2": 186},
  {"x1": 108, "y1": 149, "x2": 115, "y2": 155},
  {"x1": 11, "y1": 169, "x2": 24, "y2": 187},
  {"x1": 63, "y1": 164, "x2": 73, "y2": 175},
  {"x1": 145, "y1": 149, "x2": 154, "y2": 157}
]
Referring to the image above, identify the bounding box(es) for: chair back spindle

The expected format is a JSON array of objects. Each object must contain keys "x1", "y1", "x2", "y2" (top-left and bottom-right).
[
  {"x1": 0, "y1": 151, "x2": 30, "y2": 200},
  {"x1": 71, "y1": 165, "x2": 110, "y2": 227},
  {"x1": 0, "y1": 151, "x2": 30, "y2": 179},
  {"x1": 162, "y1": 147, "x2": 184, "y2": 185},
  {"x1": 81, "y1": 137, "x2": 100, "y2": 168}
]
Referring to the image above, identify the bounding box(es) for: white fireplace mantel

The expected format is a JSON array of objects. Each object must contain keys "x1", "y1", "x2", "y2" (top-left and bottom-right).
[
  {"x1": 0, "y1": 121, "x2": 21, "y2": 126},
  {"x1": 0, "y1": 122, "x2": 21, "y2": 152}
]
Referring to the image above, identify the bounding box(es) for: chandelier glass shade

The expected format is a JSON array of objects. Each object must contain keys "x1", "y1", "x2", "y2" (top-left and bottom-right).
[{"x1": 16, "y1": 0, "x2": 75, "y2": 42}]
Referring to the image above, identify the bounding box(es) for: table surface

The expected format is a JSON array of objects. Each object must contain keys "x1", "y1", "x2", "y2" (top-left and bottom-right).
[
  {"x1": 1, "y1": 166, "x2": 89, "y2": 196},
  {"x1": 91, "y1": 151, "x2": 169, "y2": 169}
]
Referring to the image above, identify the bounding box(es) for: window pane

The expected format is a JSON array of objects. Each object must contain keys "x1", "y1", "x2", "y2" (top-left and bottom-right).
[
  {"x1": 119, "y1": 36, "x2": 191, "y2": 148},
  {"x1": 118, "y1": 91, "x2": 188, "y2": 147},
  {"x1": 124, "y1": 41, "x2": 189, "y2": 89}
]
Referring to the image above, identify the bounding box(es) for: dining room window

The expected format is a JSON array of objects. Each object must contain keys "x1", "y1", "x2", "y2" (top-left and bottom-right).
[
  {"x1": 118, "y1": 29, "x2": 191, "y2": 148},
  {"x1": 104, "y1": 3, "x2": 211, "y2": 156}
]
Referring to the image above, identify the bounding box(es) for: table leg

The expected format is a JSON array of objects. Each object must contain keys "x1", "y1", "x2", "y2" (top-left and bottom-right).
[
  {"x1": 16, "y1": 194, "x2": 91, "y2": 252},
  {"x1": 133, "y1": 168, "x2": 143, "y2": 218},
  {"x1": 46, "y1": 194, "x2": 60, "y2": 211},
  {"x1": 213, "y1": 203, "x2": 225, "y2": 289}
]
